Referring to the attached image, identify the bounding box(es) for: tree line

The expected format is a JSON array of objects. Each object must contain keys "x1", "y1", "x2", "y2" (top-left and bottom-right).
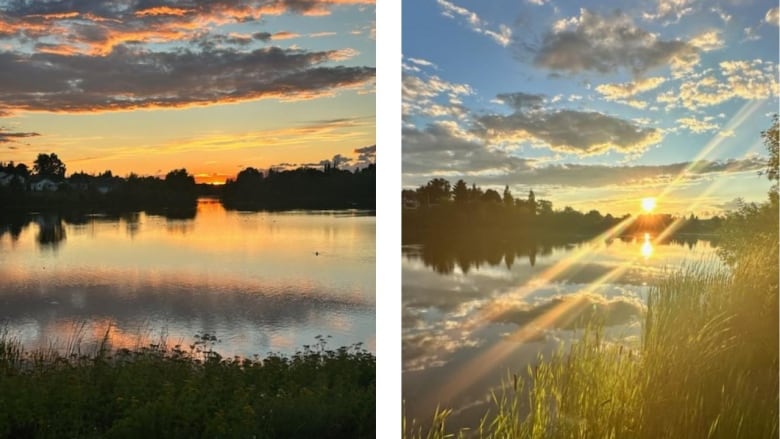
[
  {"x1": 221, "y1": 163, "x2": 375, "y2": 210},
  {"x1": 1, "y1": 153, "x2": 375, "y2": 213},
  {"x1": 402, "y1": 178, "x2": 722, "y2": 244}
]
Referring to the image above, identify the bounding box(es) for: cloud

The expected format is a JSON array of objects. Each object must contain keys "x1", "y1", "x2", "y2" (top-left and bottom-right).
[
  {"x1": 473, "y1": 158, "x2": 766, "y2": 189},
  {"x1": 533, "y1": 9, "x2": 700, "y2": 75},
  {"x1": 494, "y1": 92, "x2": 545, "y2": 111},
  {"x1": 642, "y1": 0, "x2": 696, "y2": 24},
  {"x1": 489, "y1": 292, "x2": 644, "y2": 330},
  {"x1": 403, "y1": 122, "x2": 534, "y2": 176},
  {"x1": 689, "y1": 30, "x2": 724, "y2": 52},
  {"x1": 0, "y1": 127, "x2": 40, "y2": 143},
  {"x1": 766, "y1": 7, "x2": 780, "y2": 26},
  {"x1": 407, "y1": 57, "x2": 437, "y2": 68},
  {"x1": 742, "y1": 27, "x2": 761, "y2": 42},
  {"x1": 710, "y1": 7, "x2": 731, "y2": 24},
  {"x1": 595, "y1": 77, "x2": 666, "y2": 105},
  {"x1": 657, "y1": 59, "x2": 779, "y2": 110},
  {"x1": 436, "y1": 0, "x2": 513, "y2": 47},
  {"x1": 0, "y1": 47, "x2": 375, "y2": 114},
  {"x1": 476, "y1": 108, "x2": 663, "y2": 156},
  {"x1": 0, "y1": 0, "x2": 373, "y2": 56},
  {"x1": 402, "y1": 72, "x2": 473, "y2": 120},
  {"x1": 404, "y1": 151, "x2": 765, "y2": 189},
  {"x1": 354, "y1": 144, "x2": 376, "y2": 160},
  {"x1": 272, "y1": 31, "x2": 301, "y2": 40},
  {"x1": 0, "y1": 1, "x2": 375, "y2": 114},
  {"x1": 677, "y1": 117, "x2": 718, "y2": 133}
]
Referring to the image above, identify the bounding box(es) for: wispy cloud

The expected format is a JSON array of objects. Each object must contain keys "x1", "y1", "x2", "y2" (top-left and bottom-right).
[
  {"x1": 0, "y1": 128, "x2": 40, "y2": 144},
  {"x1": 436, "y1": 0, "x2": 512, "y2": 47}
]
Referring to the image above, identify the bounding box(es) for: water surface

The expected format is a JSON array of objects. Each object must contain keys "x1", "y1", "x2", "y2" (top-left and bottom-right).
[
  {"x1": 0, "y1": 198, "x2": 375, "y2": 357},
  {"x1": 403, "y1": 234, "x2": 717, "y2": 429}
]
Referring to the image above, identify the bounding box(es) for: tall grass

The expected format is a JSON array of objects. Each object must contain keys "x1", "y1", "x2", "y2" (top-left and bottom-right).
[
  {"x1": 408, "y1": 200, "x2": 778, "y2": 438},
  {"x1": 0, "y1": 333, "x2": 375, "y2": 439}
]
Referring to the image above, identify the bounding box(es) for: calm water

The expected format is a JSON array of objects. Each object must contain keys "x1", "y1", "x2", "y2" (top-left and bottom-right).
[
  {"x1": 0, "y1": 198, "x2": 375, "y2": 357},
  {"x1": 403, "y1": 235, "x2": 718, "y2": 429}
]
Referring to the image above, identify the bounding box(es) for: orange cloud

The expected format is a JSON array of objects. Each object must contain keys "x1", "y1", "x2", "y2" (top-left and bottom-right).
[
  {"x1": 26, "y1": 11, "x2": 80, "y2": 20},
  {"x1": 273, "y1": 31, "x2": 301, "y2": 40},
  {"x1": 35, "y1": 43, "x2": 83, "y2": 56},
  {"x1": 135, "y1": 6, "x2": 191, "y2": 17}
]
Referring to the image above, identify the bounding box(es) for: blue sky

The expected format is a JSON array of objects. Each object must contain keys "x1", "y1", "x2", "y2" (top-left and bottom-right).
[{"x1": 403, "y1": 0, "x2": 779, "y2": 216}]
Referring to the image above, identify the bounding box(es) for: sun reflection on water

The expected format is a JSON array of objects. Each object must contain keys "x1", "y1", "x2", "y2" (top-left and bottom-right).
[{"x1": 641, "y1": 233, "x2": 654, "y2": 259}]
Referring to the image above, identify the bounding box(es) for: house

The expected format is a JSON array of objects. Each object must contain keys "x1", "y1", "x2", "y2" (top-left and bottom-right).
[
  {"x1": 402, "y1": 194, "x2": 419, "y2": 209},
  {"x1": 31, "y1": 178, "x2": 59, "y2": 192},
  {"x1": 0, "y1": 172, "x2": 27, "y2": 188}
]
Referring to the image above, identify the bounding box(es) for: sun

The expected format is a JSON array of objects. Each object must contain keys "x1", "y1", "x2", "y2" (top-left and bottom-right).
[{"x1": 641, "y1": 197, "x2": 656, "y2": 212}]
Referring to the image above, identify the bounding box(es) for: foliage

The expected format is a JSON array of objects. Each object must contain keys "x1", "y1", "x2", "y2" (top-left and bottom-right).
[
  {"x1": 221, "y1": 164, "x2": 375, "y2": 210},
  {"x1": 32, "y1": 153, "x2": 66, "y2": 179},
  {"x1": 760, "y1": 113, "x2": 778, "y2": 186},
  {"x1": 0, "y1": 334, "x2": 375, "y2": 439}
]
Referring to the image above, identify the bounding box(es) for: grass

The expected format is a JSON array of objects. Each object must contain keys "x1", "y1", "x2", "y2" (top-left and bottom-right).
[
  {"x1": 0, "y1": 333, "x2": 375, "y2": 439},
  {"x1": 406, "y1": 198, "x2": 778, "y2": 439}
]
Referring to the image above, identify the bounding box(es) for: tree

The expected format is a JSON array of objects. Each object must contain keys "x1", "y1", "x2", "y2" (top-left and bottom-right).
[
  {"x1": 761, "y1": 114, "x2": 778, "y2": 181},
  {"x1": 14, "y1": 163, "x2": 29, "y2": 178},
  {"x1": 469, "y1": 183, "x2": 483, "y2": 202},
  {"x1": 418, "y1": 178, "x2": 451, "y2": 206},
  {"x1": 760, "y1": 114, "x2": 778, "y2": 204},
  {"x1": 528, "y1": 190, "x2": 537, "y2": 215},
  {"x1": 164, "y1": 168, "x2": 195, "y2": 192},
  {"x1": 482, "y1": 189, "x2": 501, "y2": 203},
  {"x1": 236, "y1": 167, "x2": 263, "y2": 185},
  {"x1": 503, "y1": 185, "x2": 514, "y2": 207},
  {"x1": 33, "y1": 153, "x2": 66, "y2": 179},
  {"x1": 536, "y1": 199, "x2": 553, "y2": 216},
  {"x1": 453, "y1": 179, "x2": 469, "y2": 204}
]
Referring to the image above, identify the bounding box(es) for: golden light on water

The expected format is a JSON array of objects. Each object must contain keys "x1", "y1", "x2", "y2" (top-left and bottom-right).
[
  {"x1": 641, "y1": 197, "x2": 656, "y2": 212},
  {"x1": 641, "y1": 233, "x2": 654, "y2": 259}
]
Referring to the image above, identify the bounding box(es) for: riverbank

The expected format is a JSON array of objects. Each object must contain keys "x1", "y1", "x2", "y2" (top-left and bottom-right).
[{"x1": 0, "y1": 333, "x2": 375, "y2": 439}]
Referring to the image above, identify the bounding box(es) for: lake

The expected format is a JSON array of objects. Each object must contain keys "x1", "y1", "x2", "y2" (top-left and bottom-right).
[
  {"x1": 402, "y1": 234, "x2": 719, "y2": 430},
  {"x1": 0, "y1": 198, "x2": 375, "y2": 357}
]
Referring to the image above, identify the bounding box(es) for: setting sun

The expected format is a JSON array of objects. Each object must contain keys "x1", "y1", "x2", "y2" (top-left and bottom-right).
[{"x1": 641, "y1": 197, "x2": 657, "y2": 212}]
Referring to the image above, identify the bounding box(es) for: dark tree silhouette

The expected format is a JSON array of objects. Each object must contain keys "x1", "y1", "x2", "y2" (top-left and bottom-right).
[
  {"x1": 164, "y1": 169, "x2": 196, "y2": 192},
  {"x1": 453, "y1": 179, "x2": 468, "y2": 204},
  {"x1": 417, "y1": 178, "x2": 450, "y2": 206},
  {"x1": 503, "y1": 185, "x2": 513, "y2": 207},
  {"x1": 33, "y1": 153, "x2": 66, "y2": 179},
  {"x1": 482, "y1": 189, "x2": 501, "y2": 204},
  {"x1": 222, "y1": 163, "x2": 375, "y2": 210}
]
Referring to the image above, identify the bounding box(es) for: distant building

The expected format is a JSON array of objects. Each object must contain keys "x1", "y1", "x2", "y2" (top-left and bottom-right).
[
  {"x1": 0, "y1": 172, "x2": 12, "y2": 187},
  {"x1": 403, "y1": 194, "x2": 419, "y2": 209},
  {"x1": 31, "y1": 178, "x2": 59, "y2": 192},
  {"x1": 96, "y1": 184, "x2": 114, "y2": 194}
]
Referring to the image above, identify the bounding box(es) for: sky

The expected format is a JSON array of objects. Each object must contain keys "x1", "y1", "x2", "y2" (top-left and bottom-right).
[
  {"x1": 402, "y1": 0, "x2": 779, "y2": 217},
  {"x1": 0, "y1": 0, "x2": 376, "y2": 184}
]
